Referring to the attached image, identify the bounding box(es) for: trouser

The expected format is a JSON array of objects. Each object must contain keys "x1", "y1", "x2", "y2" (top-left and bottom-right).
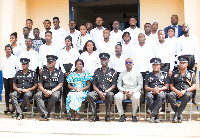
[
  {"x1": 140, "y1": 72, "x2": 148, "y2": 103},
  {"x1": 87, "y1": 91, "x2": 114, "y2": 116},
  {"x1": 167, "y1": 91, "x2": 192, "y2": 115},
  {"x1": 63, "y1": 76, "x2": 69, "y2": 105},
  {"x1": 10, "y1": 91, "x2": 33, "y2": 114},
  {"x1": 3, "y1": 78, "x2": 14, "y2": 108},
  {"x1": 114, "y1": 92, "x2": 140, "y2": 116},
  {"x1": 34, "y1": 91, "x2": 60, "y2": 116},
  {"x1": 146, "y1": 91, "x2": 166, "y2": 116}
]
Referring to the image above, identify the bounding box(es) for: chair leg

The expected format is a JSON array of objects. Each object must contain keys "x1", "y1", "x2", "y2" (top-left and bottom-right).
[
  {"x1": 145, "y1": 100, "x2": 146, "y2": 121},
  {"x1": 87, "y1": 102, "x2": 89, "y2": 119},
  {"x1": 189, "y1": 99, "x2": 192, "y2": 121},
  {"x1": 114, "y1": 101, "x2": 115, "y2": 120}
]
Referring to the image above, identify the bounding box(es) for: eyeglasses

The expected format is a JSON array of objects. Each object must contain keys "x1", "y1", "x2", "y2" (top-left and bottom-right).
[{"x1": 125, "y1": 62, "x2": 133, "y2": 64}]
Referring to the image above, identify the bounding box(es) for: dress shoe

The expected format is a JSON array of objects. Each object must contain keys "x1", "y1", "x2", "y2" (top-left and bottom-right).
[
  {"x1": 119, "y1": 114, "x2": 126, "y2": 122},
  {"x1": 75, "y1": 118, "x2": 80, "y2": 121},
  {"x1": 47, "y1": 113, "x2": 51, "y2": 120},
  {"x1": 172, "y1": 115, "x2": 178, "y2": 123},
  {"x1": 155, "y1": 114, "x2": 160, "y2": 123},
  {"x1": 4, "y1": 109, "x2": 10, "y2": 114},
  {"x1": 55, "y1": 106, "x2": 60, "y2": 113},
  {"x1": 16, "y1": 114, "x2": 24, "y2": 120},
  {"x1": 132, "y1": 116, "x2": 137, "y2": 122},
  {"x1": 147, "y1": 108, "x2": 151, "y2": 114},
  {"x1": 192, "y1": 99, "x2": 197, "y2": 105},
  {"x1": 105, "y1": 115, "x2": 111, "y2": 122},
  {"x1": 97, "y1": 109, "x2": 100, "y2": 113},
  {"x1": 178, "y1": 115, "x2": 183, "y2": 123},
  {"x1": 90, "y1": 115, "x2": 100, "y2": 122},
  {"x1": 23, "y1": 107, "x2": 27, "y2": 112},
  {"x1": 149, "y1": 115, "x2": 155, "y2": 123},
  {"x1": 70, "y1": 118, "x2": 75, "y2": 121},
  {"x1": 39, "y1": 114, "x2": 48, "y2": 121}
]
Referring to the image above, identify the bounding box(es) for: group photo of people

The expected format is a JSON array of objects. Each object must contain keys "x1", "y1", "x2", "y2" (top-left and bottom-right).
[{"x1": 1, "y1": 14, "x2": 199, "y2": 123}]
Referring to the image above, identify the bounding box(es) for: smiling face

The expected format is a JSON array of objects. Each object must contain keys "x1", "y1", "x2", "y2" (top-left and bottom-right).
[
  {"x1": 86, "y1": 41, "x2": 94, "y2": 52},
  {"x1": 103, "y1": 30, "x2": 110, "y2": 39},
  {"x1": 10, "y1": 35, "x2": 17, "y2": 44},
  {"x1": 167, "y1": 29, "x2": 175, "y2": 38},
  {"x1": 123, "y1": 33, "x2": 131, "y2": 42},
  {"x1": 45, "y1": 32, "x2": 52, "y2": 42},
  {"x1": 5, "y1": 47, "x2": 12, "y2": 56},
  {"x1": 129, "y1": 18, "x2": 137, "y2": 26},
  {"x1": 76, "y1": 61, "x2": 83, "y2": 71},
  {"x1": 43, "y1": 21, "x2": 51, "y2": 29},
  {"x1": 158, "y1": 31, "x2": 165, "y2": 41}
]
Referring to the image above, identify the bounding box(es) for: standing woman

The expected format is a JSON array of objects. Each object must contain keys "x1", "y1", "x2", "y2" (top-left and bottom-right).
[
  {"x1": 10, "y1": 32, "x2": 23, "y2": 59},
  {"x1": 1, "y1": 44, "x2": 19, "y2": 113},
  {"x1": 122, "y1": 32, "x2": 135, "y2": 58},
  {"x1": 66, "y1": 59, "x2": 93, "y2": 121},
  {"x1": 59, "y1": 35, "x2": 79, "y2": 113}
]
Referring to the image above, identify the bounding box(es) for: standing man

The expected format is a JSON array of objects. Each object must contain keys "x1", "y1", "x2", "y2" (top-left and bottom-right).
[
  {"x1": 32, "y1": 28, "x2": 46, "y2": 53},
  {"x1": 18, "y1": 27, "x2": 30, "y2": 51},
  {"x1": 34, "y1": 55, "x2": 64, "y2": 120},
  {"x1": 177, "y1": 24, "x2": 199, "y2": 104},
  {"x1": 145, "y1": 58, "x2": 170, "y2": 123},
  {"x1": 40, "y1": 20, "x2": 52, "y2": 39},
  {"x1": 167, "y1": 56, "x2": 196, "y2": 123},
  {"x1": 154, "y1": 30, "x2": 174, "y2": 76},
  {"x1": 90, "y1": 17, "x2": 106, "y2": 44},
  {"x1": 110, "y1": 20, "x2": 123, "y2": 44},
  {"x1": 97, "y1": 29, "x2": 116, "y2": 56},
  {"x1": 115, "y1": 58, "x2": 143, "y2": 122},
  {"x1": 87, "y1": 53, "x2": 117, "y2": 122},
  {"x1": 10, "y1": 58, "x2": 38, "y2": 120},
  {"x1": 164, "y1": 14, "x2": 183, "y2": 38},
  {"x1": 123, "y1": 17, "x2": 143, "y2": 45},
  {"x1": 18, "y1": 38, "x2": 38, "y2": 71},
  {"x1": 20, "y1": 19, "x2": 34, "y2": 39},
  {"x1": 51, "y1": 17, "x2": 67, "y2": 50},
  {"x1": 65, "y1": 20, "x2": 80, "y2": 47},
  {"x1": 86, "y1": 22, "x2": 93, "y2": 35},
  {"x1": 39, "y1": 31, "x2": 60, "y2": 75}
]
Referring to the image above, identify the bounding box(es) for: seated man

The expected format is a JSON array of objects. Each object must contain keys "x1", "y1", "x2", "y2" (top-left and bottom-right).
[
  {"x1": 167, "y1": 56, "x2": 196, "y2": 123},
  {"x1": 10, "y1": 58, "x2": 38, "y2": 120},
  {"x1": 34, "y1": 55, "x2": 64, "y2": 121},
  {"x1": 88, "y1": 53, "x2": 117, "y2": 122},
  {"x1": 145, "y1": 58, "x2": 170, "y2": 123},
  {"x1": 115, "y1": 58, "x2": 143, "y2": 122}
]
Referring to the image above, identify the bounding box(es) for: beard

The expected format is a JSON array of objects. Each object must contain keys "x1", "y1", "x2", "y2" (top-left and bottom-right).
[{"x1": 183, "y1": 30, "x2": 189, "y2": 34}]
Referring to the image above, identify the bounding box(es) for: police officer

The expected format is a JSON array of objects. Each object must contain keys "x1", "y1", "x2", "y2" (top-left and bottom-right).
[
  {"x1": 10, "y1": 58, "x2": 38, "y2": 120},
  {"x1": 87, "y1": 53, "x2": 117, "y2": 122},
  {"x1": 167, "y1": 56, "x2": 196, "y2": 123},
  {"x1": 145, "y1": 58, "x2": 170, "y2": 123},
  {"x1": 34, "y1": 55, "x2": 64, "y2": 120}
]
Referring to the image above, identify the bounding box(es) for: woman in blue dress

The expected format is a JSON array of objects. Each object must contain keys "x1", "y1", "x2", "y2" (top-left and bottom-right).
[{"x1": 66, "y1": 59, "x2": 93, "y2": 121}]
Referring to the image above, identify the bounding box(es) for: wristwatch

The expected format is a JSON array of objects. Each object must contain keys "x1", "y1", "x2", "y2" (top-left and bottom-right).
[
  {"x1": 52, "y1": 90, "x2": 55, "y2": 93},
  {"x1": 186, "y1": 89, "x2": 188, "y2": 92}
]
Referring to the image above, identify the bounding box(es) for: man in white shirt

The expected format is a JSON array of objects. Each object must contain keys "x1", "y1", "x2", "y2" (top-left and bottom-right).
[
  {"x1": 40, "y1": 20, "x2": 52, "y2": 39},
  {"x1": 110, "y1": 20, "x2": 123, "y2": 44},
  {"x1": 51, "y1": 17, "x2": 66, "y2": 50},
  {"x1": 86, "y1": 22, "x2": 93, "y2": 35},
  {"x1": 65, "y1": 20, "x2": 80, "y2": 47},
  {"x1": 18, "y1": 38, "x2": 38, "y2": 71},
  {"x1": 154, "y1": 30, "x2": 174, "y2": 76},
  {"x1": 115, "y1": 58, "x2": 143, "y2": 122},
  {"x1": 18, "y1": 27, "x2": 30, "y2": 51},
  {"x1": 90, "y1": 17, "x2": 106, "y2": 44},
  {"x1": 39, "y1": 31, "x2": 60, "y2": 74},
  {"x1": 144, "y1": 23, "x2": 156, "y2": 46},
  {"x1": 177, "y1": 23, "x2": 199, "y2": 104},
  {"x1": 20, "y1": 19, "x2": 34, "y2": 39},
  {"x1": 123, "y1": 17, "x2": 143, "y2": 45},
  {"x1": 131, "y1": 33, "x2": 153, "y2": 102},
  {"x1": 97, "y1": 29, "x2": 116, "y2": 56}
]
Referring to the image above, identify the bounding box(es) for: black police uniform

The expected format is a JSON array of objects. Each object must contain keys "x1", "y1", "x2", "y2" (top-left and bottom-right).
[
  {"x1": 145, "y1": 58, "x2": 170, "y2": 118},
  {"x1": 10, "y1": 58, "x2": 37, "y2": 115},
  {"x1": 167, "y1": 70, "x2": 195, "y2": 116},
  {"x1": 87, "y1": 53, "x2": 117, "y2": 118},
  {"x1": 34, "y1": 55, "x2": 64, "y2": 117}
]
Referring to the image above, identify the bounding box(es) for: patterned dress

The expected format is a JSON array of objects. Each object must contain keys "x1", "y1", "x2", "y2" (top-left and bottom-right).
[{"x1": 66, "y1": 71, "x2": 93, "y2": 117}]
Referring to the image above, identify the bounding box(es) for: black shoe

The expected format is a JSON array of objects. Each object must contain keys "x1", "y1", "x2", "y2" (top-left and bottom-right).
[
  {"x1": 155, "y1": 114, "x2": 160, "y2": 123},
  {"x1": 192, "y1": 99, "x2": 197, "y2": 105},
  {"x1": 39, "y1": 114, "x2": 48, "y2": 121},
  {"x1": 16, "y1": 114, "x2": 24, "y2": 120},
  {"x1": 119, "y1": 114, "x2": 126, "y2": 122},
  {"x1": 84, "y1": 108, "x2": 88, "y2": 113},
  {"x1": 75, "y1": 118, "x2": 81, "y2": 121},
  {"x1": 97, "y1": 109, "x2": 100, "y2": 113},
  {"x1": 90, "y1": 115, "x2": 100, "y2": 122},
  {"x1": 33, "y1": 107, "x2": 38, "y2": 113},
  {"x1": 178, "y1": 115, "x2": 183, "y2": 123},
  {"x1": 172, "y1": 115, "x2": 178, "y2": 123},
  {"x1": 132, "y1": 116, "x2": 137, "y2": 122},
  {"x1": 149, "y1": 115, "x2": 155, "y2": 123},
  {"x1": 47, "y1": 113, "x2": 51, "y2": 120},
  {"x1": 70, "y1": 118, "x2": 75, "y2": 121},
  {"x1": 23, "y1": 107, "x2": 27, "y2": 112},
  {"x1": 55, "y1": 106, "x2": 60, "y2": 113},
  {"x1": 4, "y1": 109, "x2": 10, "y2": 114},
  {"x1": 105, "y1": 115, "x2": 111, "y2": 122}
]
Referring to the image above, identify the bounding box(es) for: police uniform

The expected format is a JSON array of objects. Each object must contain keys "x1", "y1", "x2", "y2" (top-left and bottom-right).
[
  {"x1": 10, "y1": 58, "x2": 37, "y2": 119},
  {"x1": 145, "y1": 58, "x2": 170, "y2": 122},
  {"x1": 87, "y1": 53, "x2": 117, "y2": 121},
  {"x1": 34, "y1": 55, "x2": 64, "y2": 119},
  {"x1": 167, "y1": 56, "x2": 195, "y2": 122}
]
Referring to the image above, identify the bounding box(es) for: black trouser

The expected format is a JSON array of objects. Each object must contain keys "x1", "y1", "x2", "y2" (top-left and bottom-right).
[
  {"x1": 63, "y1": 76, "x2": 69, "y2": 105},
  {"x1": 3, "y1": 78, "x2": 14, "y2": 108},
  {"x1": 85, "y1": 83, "x2": 99, "y2": 109},
  {"x1": 167, "y1": 91, "x2": 192, "y2": 115}
]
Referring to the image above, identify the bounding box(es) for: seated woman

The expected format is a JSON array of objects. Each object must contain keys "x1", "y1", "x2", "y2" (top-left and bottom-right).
[{"x1": 66, "y1": 59, "x2": 93, "y2": 121}]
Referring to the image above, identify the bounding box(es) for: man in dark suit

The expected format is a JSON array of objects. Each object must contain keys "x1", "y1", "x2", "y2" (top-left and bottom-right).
[{"x1": 164, "y1": 15, "x2": 183, "y2": 38}]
